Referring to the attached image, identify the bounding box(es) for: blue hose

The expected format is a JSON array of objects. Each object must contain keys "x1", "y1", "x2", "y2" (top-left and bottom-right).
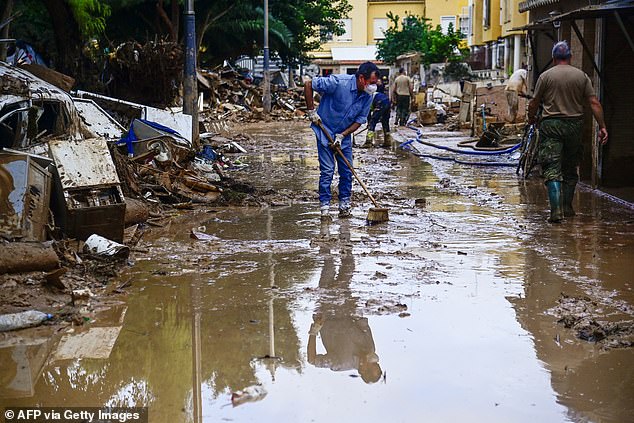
[
  {"x1": 400, "y1": 143, "x2": 517, "y2": 167},
  {"x1": 400, "y1": 118, "x2": 519, "y2": 167}
]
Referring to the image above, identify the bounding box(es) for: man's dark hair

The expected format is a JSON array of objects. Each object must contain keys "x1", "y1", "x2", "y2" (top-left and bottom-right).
[
  {"x1": 399, "y1": 67, "x2": 405, "y2": 74},
  {"x1": 356, "y1": 61, "x2": 380, "y2": 79},
  {"x1": 552, "y1": 41, "x2": 572, "y2": 60}
]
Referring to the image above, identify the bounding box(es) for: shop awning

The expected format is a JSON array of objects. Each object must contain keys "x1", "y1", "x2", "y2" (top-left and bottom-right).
[{"x1": 513, "y1": 1, "x2": 634, "y2": 31}]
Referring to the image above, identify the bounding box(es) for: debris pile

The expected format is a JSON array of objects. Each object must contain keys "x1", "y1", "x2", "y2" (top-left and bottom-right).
[
  {"x1": 0, "y1": 61, "x2": 262, "y2": 326},
  {"x1": 197, "y1": 67, "x2": 306, "y2": 124},
  {"x1": 550, "y1": 293, "x2": 634, "y2": 349},
  {"x1": 105, "y1": 40, "x2": 184, "y2": 108}
]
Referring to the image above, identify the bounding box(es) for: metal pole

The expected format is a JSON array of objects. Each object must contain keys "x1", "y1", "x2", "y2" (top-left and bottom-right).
[
  {"x1": 183, "y1": 0, "x2": 199, "y2": 148},
  {"x1": 190, "y1": 276, "x2": 202, "y2": 423},
  {"x1": 263, "y1": 0, "x2": 271, "y2": 114}
]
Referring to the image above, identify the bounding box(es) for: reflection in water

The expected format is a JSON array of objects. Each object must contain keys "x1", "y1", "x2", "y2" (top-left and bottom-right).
[
  {"x1": 190, "y1": 275, "x2": 202, "y2": 423},
  {"x1": 307, "y1": 222, "x2": 382, "y2": 384},
  {"x1": 512, "y1": 181, "x2": 634, "y2": 423}
]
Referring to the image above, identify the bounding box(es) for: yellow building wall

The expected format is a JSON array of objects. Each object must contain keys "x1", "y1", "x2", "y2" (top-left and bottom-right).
[
  {"x1": 366, "y1": 2, "x2": 426, "y2": 45},
  {"x1": 470, "y1": 0, "x2": 483, "y2": 46},
  {"x1": 425, "y1": 0, "x2": 468, "y2": 31},
  {"x1": 501, "y1": 0, "x2": 528, "y2": 37},
  {"x1": 316, "y1": 0, "x2": 368, "y2": 56},
  {"x1": 482, "y1": 0, "x2": 501, "y2": 43}
]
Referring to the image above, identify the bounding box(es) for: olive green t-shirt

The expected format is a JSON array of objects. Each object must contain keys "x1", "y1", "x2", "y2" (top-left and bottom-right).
[
  {"x1": 533, "y1": 64, "x2": 595, "y2": 118},
  {"x1": 393, "y1": 74, "x2": 412, "y2": 96}
]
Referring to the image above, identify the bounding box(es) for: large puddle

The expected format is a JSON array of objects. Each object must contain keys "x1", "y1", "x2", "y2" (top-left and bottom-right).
[{"x1": 1, "y1": 122, "x2": 633, "y2": 422}]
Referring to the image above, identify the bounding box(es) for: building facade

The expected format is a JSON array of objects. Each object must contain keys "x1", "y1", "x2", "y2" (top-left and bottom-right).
[
  {"x1": 310, "y1": 0, "x2": 426, "y2": 76},
  {"x1": 466, "y1": 0, "x2": 528, "y2": 76}
]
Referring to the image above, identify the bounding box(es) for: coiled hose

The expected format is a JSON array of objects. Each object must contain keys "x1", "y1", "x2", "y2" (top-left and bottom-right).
[{"x1": 399, "y1": 118, "x2": 520, "y2": 167}]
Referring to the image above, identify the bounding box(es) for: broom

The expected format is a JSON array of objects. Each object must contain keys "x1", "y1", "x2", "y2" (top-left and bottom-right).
[{"x1": 316, "y1": 122, "x2": 389, "y2": 224}]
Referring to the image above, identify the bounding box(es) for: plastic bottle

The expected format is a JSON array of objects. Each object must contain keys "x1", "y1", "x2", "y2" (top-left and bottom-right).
[{"x1": 0, "y1": 310, "x2": 53, "y2": 332}]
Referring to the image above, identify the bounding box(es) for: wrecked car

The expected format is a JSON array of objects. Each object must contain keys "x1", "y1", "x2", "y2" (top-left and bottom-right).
[{"x1": 0, "y1": 62, "x2": 85, "y2": 152}]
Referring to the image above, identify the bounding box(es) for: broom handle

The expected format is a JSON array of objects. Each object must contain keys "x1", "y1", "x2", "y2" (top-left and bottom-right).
[{"x1": 317, "y1": 122, "x2": 379, "y2": 208}]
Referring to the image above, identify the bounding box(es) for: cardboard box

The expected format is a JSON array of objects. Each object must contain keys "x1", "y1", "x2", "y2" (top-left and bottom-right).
[{"x1": 418, "y1": 108, "x2": 437, "y2": 125}]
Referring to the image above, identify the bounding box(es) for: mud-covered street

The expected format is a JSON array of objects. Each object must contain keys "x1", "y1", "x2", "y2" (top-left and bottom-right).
[{"x1": 1, "y1": 121, "x2": 633, "y2": 422}]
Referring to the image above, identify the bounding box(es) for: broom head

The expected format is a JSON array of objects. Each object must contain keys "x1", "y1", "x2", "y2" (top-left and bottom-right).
[{"x1": 366, "y1": 207, "x2": 389, "y2": 225}]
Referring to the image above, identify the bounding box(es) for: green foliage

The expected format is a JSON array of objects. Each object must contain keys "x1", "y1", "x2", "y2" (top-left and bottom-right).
[
  {"x1": 271, "y1": 0, "x2": 352, "y2": 65},
  {"x1": 68, "y1": 0, "x2": 111, "y2": 37},
  {"x1": 376, "y1": 13, "x2": 468, "y2": 66},
  {"x1": 195, "y1": 0, "x2": 351, "y2": 66},
  {"x1": 6, "y1": 0, "x2": 350, "y2": 77}
]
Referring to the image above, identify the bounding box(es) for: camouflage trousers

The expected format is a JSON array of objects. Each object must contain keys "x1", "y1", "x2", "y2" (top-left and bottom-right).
[
  {"x1": 396, "y1": 95, "x2": 410, "y2": 126},
  {"x1": 538, "y1": 117, "x2": 583, "y2": 185}
]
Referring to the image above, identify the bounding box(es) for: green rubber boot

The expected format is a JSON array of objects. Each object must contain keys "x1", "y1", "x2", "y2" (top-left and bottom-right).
[
  {"x1": 546, "y1": 181, "x2": 563, "y2": 223},
  {"x1": 362, "y1": 131, "x2": 375, "y2": 148},
  {"x1": 562, "y1": 183, "x2": 576, "y2": 217}
]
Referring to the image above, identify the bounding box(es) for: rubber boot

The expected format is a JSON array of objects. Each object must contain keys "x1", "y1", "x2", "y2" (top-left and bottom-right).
[
  {"x1": 562, "y1": 183, "x2": 576, "y2": 217},
  {"x1": 382, "y1": 131, "x2": 392, "y2": 148},
  {"x1": 546, "y1": 181, "x2": 563, "y2": 223},
  {"x1": 362, "y1": 131, "x2": 374, "y2": 148},
  {"x1": 320, "y1": 205, "x2": 332, "y2": 222},
  {"x1": 338, "y1": 200, "x2": 352, "y2": 218}
]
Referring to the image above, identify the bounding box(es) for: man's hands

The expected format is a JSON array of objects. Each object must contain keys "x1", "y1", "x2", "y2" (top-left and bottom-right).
[
  {"x1": 331, "y1": 133, "x2": 344, "y2": 150},
  {"x1": 309, "y1": 314, "x2": 323, "y2": 335},
  {"x1": 598, "y1": 127, "x2": 608, "y2": 145},
  {"x1": 309, "y1": 322, "x2": 322, "y2": 336},
  {"x1": 307, "y1": 109, "x2": 321, "y2": 124}
]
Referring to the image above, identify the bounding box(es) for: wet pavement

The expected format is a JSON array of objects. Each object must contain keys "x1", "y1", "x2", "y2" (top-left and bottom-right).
[{"x1": 1, "y1": 121, "x2": 633, "y2": 422}]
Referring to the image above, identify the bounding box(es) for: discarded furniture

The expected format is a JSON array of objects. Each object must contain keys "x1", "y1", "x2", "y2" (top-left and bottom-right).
[
  {"x1": 48, "y1": 139, "x2": 126, "y2": 242},
  {"x1": 0, "y1": 151, "x2": 53, "y2": 241}
]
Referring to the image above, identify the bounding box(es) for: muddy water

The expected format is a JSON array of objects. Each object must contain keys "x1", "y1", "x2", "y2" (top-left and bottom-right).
[{"x1": 1, "y1": 122, "x2": 633, "y2": 422}]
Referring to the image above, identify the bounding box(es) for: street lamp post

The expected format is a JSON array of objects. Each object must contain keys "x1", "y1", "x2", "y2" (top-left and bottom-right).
[
  {"x1": 183, "y1": 0, "x2": 199, "y2": 147},
  {"x1": 263, "y1": 0, "x2": 271, "y2": 114}
]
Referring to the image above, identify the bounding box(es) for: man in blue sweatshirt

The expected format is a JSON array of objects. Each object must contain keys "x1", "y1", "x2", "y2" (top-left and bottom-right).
[{"x1": 304, "y1": 62, "x2": 379, "y2": 221}]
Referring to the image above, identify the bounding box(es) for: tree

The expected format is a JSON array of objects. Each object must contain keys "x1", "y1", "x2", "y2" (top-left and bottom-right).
[
  {"x1": 5, "y1": 0, "x2": 110, "y2": 82},
  {"x1": 270, "y1": 0, "x2": 352, "y2": 66},
  {"x1": 376, "y1": 12, "x2": 468, "y2": 67},
  {"x1": 194, "y1": 0, "x2": 351, "y2": 67},
  {"x1": 3, "y1": 0, "x2": 350, "y2": 85},
  {"x1": 0, "y1": 0, "x2": 15, "y2": 61},
  {"x1": 105, "y1": 0, "x2": 351, "y2": 67},
  {"x1": 194, "y1": 1, "x2": 294, "y2": 66}
]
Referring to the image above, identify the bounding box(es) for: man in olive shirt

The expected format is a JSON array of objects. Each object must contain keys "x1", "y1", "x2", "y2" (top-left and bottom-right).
[
  {"x1": 392, "y1": 68, "x2": 414, "y2": 126},
  {"x1": 528, "y1": 41, "x2": 608, "y2": 223}
]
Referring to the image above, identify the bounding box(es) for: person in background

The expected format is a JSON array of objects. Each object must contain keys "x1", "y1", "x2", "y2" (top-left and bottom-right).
[
  {"x1": 392, "y1": 68, "x2": 414, "y2": 126},
  {"x1": 304, "y1": 62, "x2": 379, "y2": 221},
  {"x1": 363, "y1": 78, "x2": 392, "y2": 148},
  {"x1": 505, "y1": 68, "x2": 528, "y2": 122},
  {"x1": 528, "y1": 41, "x2": 608, "y2": 223}
]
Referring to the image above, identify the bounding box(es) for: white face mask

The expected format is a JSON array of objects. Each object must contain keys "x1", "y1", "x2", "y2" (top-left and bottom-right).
[{"x1": 364, "y1": 84, "x2": 377, "y2": 95}]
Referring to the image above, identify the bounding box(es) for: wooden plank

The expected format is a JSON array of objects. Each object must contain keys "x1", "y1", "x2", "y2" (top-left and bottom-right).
[
  {"x1": 458, "y1": 100, "x2": 471, "y2": 122},
  {"x1": 463, "y1": 81, "x2": 477, "y2": 96},
  {"x1": 19, "y1": 63, "x2": 75, "y2": 92}
]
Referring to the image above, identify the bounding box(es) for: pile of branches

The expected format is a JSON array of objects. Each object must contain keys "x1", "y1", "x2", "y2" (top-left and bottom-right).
[{"x1": 106, "y1": 40, "x2": 184, "y2": 108}]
